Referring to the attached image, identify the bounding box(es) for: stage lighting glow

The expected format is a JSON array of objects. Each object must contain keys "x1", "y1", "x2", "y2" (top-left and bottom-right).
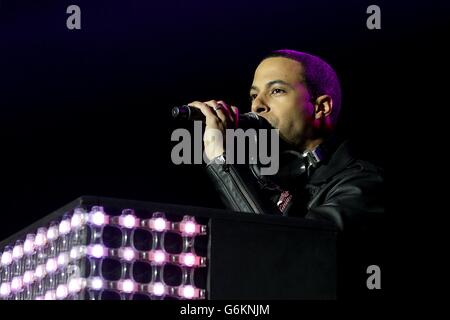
[
  {"x1": 23, "y1": 234, "x2": 35, "y2": 254},
  {"x1": 153, "y1": 250, "x2": 166, "y2": 264},
  {"x1": 23, "y1": 271, "x2": 34, "y2": 285},
  {"x1": 34, "y1": 264, "x2": 46, "y2": 279},
  {"x1": 71, "y1": 208, "x2": 87, "y2": 228},
  {"x1": 89, "y1": 244, "x2": 107, "y2": 258},
  {"x1": 12, "y1": 242, "x2": 24, "y2": 260},
  {"x1": 180, "y1": 285, "x2": 195, "y2": 299},
  {"x1": 121, "y1": 247, "x2": 135, "y2": 261},
  {"x1": 0, "y1": 282, "x2": 11, "y2": 297},
  {"x1": 152, "y1": 282, "x2": 165, "y2": 296},
  {"x1": 0, "y1": 203, "x2": 208, "y2": 300},
  {"x1": 44, "y1": 290, "x2": 56, "y2": 300},
  {"x1": 90, "y1": 207, "x2": 108, "y2": 226},
  {"x1": 35, "y1": 228, "x2": 48, "y2": 247},
  {"x1": 56, "y1": 284, "x2": 69, "y2": 299},
  {"x1": 47, "y1": 223, "x2": 59, "y2": 241},
  {"x1": 11, "y1": 276, "x2": 23, "y2": 292},
  {"x1": 59, "y1": 219, "x2": 71, "y2": 235},
  {"x1": 90, "y1": 277, "x2": 104, "y2": 290},
  {"x1": 46, "y1": 258, "x2": 58, "y2": 273},
  {"x1": 1, "y1": 248, "x2": 13, "y2": 266}
]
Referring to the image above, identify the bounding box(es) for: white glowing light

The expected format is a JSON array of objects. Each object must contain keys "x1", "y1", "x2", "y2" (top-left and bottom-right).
[
  {"x1": 152, "y1": 282, "x2": 165, "y2": 296},
  {"x1": 23, "y1": 271, "x2": 35, "y2": 285},
  {"x1": 68, "y1": 278, "x2": 83, "y2": 293},
  {"x1": 24, "y1": 235, "x2": 35, "y2": 254},
  {"x1": 0, "y1": 283, "x2": 11, "y2": 297},
  {"x1": 47, "y1": 226, "x2": 59, "y2": 241},
  {"x1": 35, "y1": 264, "x2": 47, "y2": 279},
  {"x1": 12, "y1": 244, "x2": 24, "y2": 260},
  {"x1": 182, "y1": 253, "x2": 196, "y2": 267},
  {"x1": 71, "y1": 209, "x2": 87, "y2": 228},
  {"x1": 153, "y1": 250, "x2": 166, "y2": 264},
  {"x1": 181, "y1": 285, "x2": 195, "y2": 299},
  {"x1": 70, "y1": 246, "x2": 86, "y2": 260},
  {"x1": 59, "y1": 220, "x2": 71, "y2": 234},
  {"x1": 57, "y1": 252, "x2": 69, "y2": 266},
  {"x1": 44, "y1": 290, "x2": 56, "y2": 300},
  {"x1": 122, "y1": 248, "x2": 135, "y2": 261},
  {"x1": 90, "y1": 277, "x2": 103, "y2": 290},
  {"x1": 90, "y1": 244, "x2": 106, "y2": 258},
  {"x1": 153, "y1": 218, "x2": 167, "y2": 232},
  {"x1": 56, "y1": 285, "x2": 69, "y2": 299},
  {"x1": 1, "y1": 250, "x2": 13, "y2": 266},
  {"x1": 11, "y1": 277, "x2": 23, "y2": 291},
  {"x1": 35, "y1": 228, "x2": 48, "y2": 247},
  {"x1": 121, "y1": 280, "x2": 135, "y2": 293},
  {"x1": 183, "y1": 221, "x2": 197, "y2": 235},
  {"x1": 46, "y1": 258, "x2": 58, "y2": 273},
  {"x1": 91, "y1": 209, "x2": 108, "y2": 226},
  {"x1": 121, "y1": 215, "x2": 137, "y2": 228}
]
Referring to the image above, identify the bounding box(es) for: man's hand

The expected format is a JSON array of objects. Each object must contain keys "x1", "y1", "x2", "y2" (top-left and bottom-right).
[{"x1": 187, "y1": 100, "x2": 239, "y2": 161}]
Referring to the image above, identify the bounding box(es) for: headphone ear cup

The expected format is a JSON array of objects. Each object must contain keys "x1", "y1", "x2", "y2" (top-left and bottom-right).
[{"x1": 250, "y1": 150, "x2": 309, "y2": 190}]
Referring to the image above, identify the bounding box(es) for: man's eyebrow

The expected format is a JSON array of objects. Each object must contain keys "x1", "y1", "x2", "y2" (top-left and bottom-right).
[{"x1": 250, "y1": 80, "x2": 293, "y2": 92}]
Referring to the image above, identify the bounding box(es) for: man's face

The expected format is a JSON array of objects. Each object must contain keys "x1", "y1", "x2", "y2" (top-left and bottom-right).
[{"x1": 250, "y1": 57, "x2": 314, "y2": 147}]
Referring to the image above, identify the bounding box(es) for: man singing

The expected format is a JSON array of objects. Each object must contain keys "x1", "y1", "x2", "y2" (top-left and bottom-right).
[{"x1": 186, "y1": 49, "x2": 384, "y2": 233}]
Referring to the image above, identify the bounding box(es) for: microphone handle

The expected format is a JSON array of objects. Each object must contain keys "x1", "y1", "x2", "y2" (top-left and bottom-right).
[{"x1": 171, "y1": 105, "x2": 272, "y2": 130}]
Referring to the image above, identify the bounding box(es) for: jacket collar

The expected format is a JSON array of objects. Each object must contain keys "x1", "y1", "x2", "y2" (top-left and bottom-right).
[{"x1": 308, "y1": 138, "x2": 355, "y2": 185}]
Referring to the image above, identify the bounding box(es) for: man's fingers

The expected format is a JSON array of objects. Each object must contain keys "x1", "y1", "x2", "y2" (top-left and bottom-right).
[{"x1": 230, "y1": 105, "x2": 240, "y2": 128}]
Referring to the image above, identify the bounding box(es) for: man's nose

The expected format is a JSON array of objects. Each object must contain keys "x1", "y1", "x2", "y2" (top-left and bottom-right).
[{"x1": 252, "y1": 98, "x2": 270, "y2": 114}]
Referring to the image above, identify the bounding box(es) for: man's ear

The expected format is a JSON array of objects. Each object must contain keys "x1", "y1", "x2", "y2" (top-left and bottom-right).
[{"x1": 314, "y1": 95, "x2": 333, "y2": 119}]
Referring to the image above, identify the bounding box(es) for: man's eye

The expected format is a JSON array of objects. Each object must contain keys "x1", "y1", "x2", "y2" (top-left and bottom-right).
[
  {"x1": 271, "y1": 88, "x2": 286, "y2": 95},
  {"x1": 250, "y1": 94, "x2": 258, "y2": 101}
]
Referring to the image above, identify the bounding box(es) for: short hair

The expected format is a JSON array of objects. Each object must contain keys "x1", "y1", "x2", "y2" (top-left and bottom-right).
[{"x1": 263, "y1": 49, "x2": 342, "y2": 126}]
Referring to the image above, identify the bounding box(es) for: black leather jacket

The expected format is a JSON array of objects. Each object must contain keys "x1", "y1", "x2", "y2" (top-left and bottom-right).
[{"x1": 205, "y1": 138, "x2": 384, "y2": 232}]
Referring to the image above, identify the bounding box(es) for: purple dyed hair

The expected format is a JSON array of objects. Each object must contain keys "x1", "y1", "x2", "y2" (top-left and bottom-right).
[{"x1": 263, "y1": 49, "x2": 342, "y2": 126}]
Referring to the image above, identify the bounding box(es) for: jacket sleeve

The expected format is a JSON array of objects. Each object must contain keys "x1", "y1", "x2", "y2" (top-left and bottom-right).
[{"x1": 205, "y1": 161, "x2": 282, "y2": 215}]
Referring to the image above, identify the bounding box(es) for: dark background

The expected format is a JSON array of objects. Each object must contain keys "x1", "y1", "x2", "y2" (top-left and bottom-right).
[{"x1": 0, "y1": 0, "x2": 447, "y2": 244}]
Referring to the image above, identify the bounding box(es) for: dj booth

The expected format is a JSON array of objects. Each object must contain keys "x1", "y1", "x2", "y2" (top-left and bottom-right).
[{"x1": 0, "y1": 196, "x2": 337, "y2": 300}]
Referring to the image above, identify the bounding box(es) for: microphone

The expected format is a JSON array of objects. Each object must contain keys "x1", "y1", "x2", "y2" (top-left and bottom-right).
[{"x1": 171, "y1": 105, "x2": 273, "y2": 130}]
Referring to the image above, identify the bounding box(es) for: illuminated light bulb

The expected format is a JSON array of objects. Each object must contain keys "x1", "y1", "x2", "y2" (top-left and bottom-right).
[
  {"x1": 12, "y1": 241, "x2": 24, "y2": 260},
  {"x1": 44, "y1": 290, "x2": 56, "y2": 300},
  {"x1": 90, "y1": 244, "x2": 106, "y2": 258},
  {"x1": 59, "y1": 219, "x2": 71, "y2": 235},
  {"x1": 1, "y1": 248, "x2": 13, "y2": 266},
  {"x1": 11, "y1": 276, "x2": 23, "y2": 292},
  {"x1": 121, "y1": 247, "x2": 135, "y2": 261},
  {"x1": 121, "y1": 279, "x2": 135, "y2": 293},
  {"x1": 35, "y1": 228, "x2": 48, "y2": 247},
  {"x1": 153, "y1": 218, "x2": 167, "y2": 232},
  {"x1": 152, "y1": 282, "x2": 165, "y2": 296},
  {"x1": 57, "y1": 252, "x2": 69, "y2": 266},
  {"x1": 153, "y1": 250, "x2": 166, "y2": 264},
  {"x1": 71, "y1": 208, "x2": 87, "y2": 228},
  {"x1": 0, "y1": 283, "x2": 11, "y2": 297},
  {"x1": 35, "y1": 264, "x2": 47, "y2": 279},
  {"x1": 183, "y1": 221, "x2": 197, "y2": 235},
  {"x1": 56, "y1": 285, "x2": 69, "y2": 299},
  {"x1": 182, "y1": 253, "x2": 196, "y2": 267},
  {"x1": 47, "y1": 223, "x2": 59, "y2": 241},
  {"x1": 24, "y1": 234, "x2": 35, "y2": 255},
  {"x1": 46, "y1": 258, "x2": 58, "y2": 273},
  {"x1": 68, "y1": 278, "x2": 83, "y2": 293},
  {"x1": 181, "y1": 285, "x2": 195, "y2": 299},
  {"x1": 90, "y1": 277, "x2": 103, "y2": 290},
  {"x1": 23, "y1": 271, "x2": 35, "y2": 285},
  {"x1": 90, "y1": 206, "x2": 108, "y2": 226},
  {"x1": 70, "y1": 246, "x2": 86, "y2": 260}
]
